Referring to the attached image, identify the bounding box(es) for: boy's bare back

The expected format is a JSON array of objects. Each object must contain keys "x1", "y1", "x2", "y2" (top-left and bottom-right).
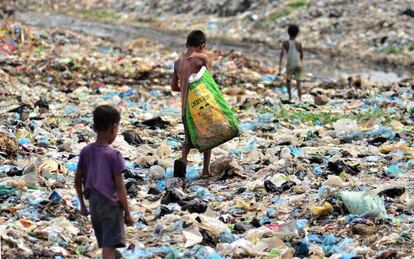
[
  {"x1": 171, "y1": 52, "x2": 209, "y2": 110},
  {"x1": 170, "y1": 30, "x2": 212, "y2": 176},
  {"x1": 172, "y1": 53, "x2": 208, "y2": 91}
]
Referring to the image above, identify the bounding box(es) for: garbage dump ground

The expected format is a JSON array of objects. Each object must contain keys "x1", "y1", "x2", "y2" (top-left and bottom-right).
[{"x1": 1, "y1": 1, "x2": 414, "y2": 259}]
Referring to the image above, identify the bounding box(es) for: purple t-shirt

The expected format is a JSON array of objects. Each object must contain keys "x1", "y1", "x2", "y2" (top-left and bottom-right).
[{"x1": 77, "y1": 143, "x2": 126, "y2": 205}]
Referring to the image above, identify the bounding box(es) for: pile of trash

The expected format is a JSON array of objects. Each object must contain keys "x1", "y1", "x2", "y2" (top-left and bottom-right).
[
  {"x1": 0, "y1": 21, "x2": 32, "y2": 56},
  {"x1": 1, "y1": 19, "x2": 414, "y2": 259},
  {"x1": 12, "y1": 0, "x2": 414, "y2": 68}
]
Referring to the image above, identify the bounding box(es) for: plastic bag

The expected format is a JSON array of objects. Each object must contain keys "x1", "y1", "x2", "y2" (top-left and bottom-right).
[
  {"x1": 189, "y1": 214, "x2": 231, "y2": 236},
  {"x1": 338, "y1": 191, "x2": 387, "y2": 217},
  {"x1": 333, "y1": 119, "x2": 359, "y2": 136},
  {"x1": 186, "y1": 66, "x2": 239, "y2": 152},
  {"x1": 183, "y1": 225, "x2": 203, "y2": 247}
]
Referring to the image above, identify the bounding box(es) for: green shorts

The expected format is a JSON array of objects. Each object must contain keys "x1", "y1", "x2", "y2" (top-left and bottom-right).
[{"x1": 286, "y1": 66, "x2": 304, "y2": 81}]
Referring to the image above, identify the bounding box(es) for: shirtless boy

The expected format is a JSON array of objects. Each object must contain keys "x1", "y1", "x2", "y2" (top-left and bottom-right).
[{"x1": 171, "y1": 30, "x2": 212, "y2": 176}]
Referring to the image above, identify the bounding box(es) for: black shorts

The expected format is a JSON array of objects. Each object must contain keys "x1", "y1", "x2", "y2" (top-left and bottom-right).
[{"x1": 89, "y1": 192, "x2": 126, "y2": 248}]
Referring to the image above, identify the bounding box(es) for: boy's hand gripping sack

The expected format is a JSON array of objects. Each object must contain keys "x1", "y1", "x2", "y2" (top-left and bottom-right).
[{"x1": 185, "y1": 66, "x2": 239, "y2": 152}]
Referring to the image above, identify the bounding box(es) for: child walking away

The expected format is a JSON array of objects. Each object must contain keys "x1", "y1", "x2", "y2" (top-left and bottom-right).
[
  {"x1": 75, "y1": 105, "x2": 134, "y2": 259},
  {"x1": 278, "y1": 24, "x2": 304, "y2": 102},
  {"x1": 171, "y1": 30, "x2": 238, "y2": 178}
]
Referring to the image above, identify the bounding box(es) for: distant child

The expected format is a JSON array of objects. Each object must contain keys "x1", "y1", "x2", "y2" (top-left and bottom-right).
[
  {"x1": 75, "y1": 105, "x2": 134, "y2": 259},
  {"x1": 171, "y1": 30, "x2": 212, "y2": 176},
  {"x1": 278, "y1": 24, "x2": 304, "y2": 102}
]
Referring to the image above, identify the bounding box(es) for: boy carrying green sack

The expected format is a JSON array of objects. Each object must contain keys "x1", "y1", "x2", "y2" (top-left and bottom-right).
[{"x1": 171, "y1": 30, "x2": 239, "y2": 178}]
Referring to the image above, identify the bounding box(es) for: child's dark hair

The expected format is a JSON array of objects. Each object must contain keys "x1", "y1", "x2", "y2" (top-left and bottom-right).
[
  {"x1": 288, "y1": 24, "x2": 300, "y2": 38},
  {"x1": 93, "y1": 105, "x2": 121, "y2": 132},
  {"x1": 186, "y1": 30, "x2": 206, "y2": 47}
]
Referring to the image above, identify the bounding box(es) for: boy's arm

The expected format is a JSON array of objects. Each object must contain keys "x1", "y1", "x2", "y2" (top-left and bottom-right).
[
  {"x1": 115, "y1": 172, "x2": 134, "y2": 226},
  {"x1": 299, "y1": 42, "x2": 304, "y2": 61},
  {"x1": 278, "y1": 42, "x2": 286, "y2": 75},
  {"x1": 171, "y1": 64, "x2": 180, "y2": 92},
  {"x1": 191, "y1": 52, "x2": 210, "y2": 70},
  {"x1": 201, "y1": 52, "x2": 210, "y2": 70},
  {"x1": 75, "y1": 169, "x2": 87, "y2": 215}
]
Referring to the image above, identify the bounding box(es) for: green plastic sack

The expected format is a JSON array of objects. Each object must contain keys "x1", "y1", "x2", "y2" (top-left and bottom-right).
[
  {"x1": 338, "y1": 191, "x2": 387, "y2": 217},
  {"x1": 0, "y1": 186, "x2": 16, "y2": 196},
  {"x1": 185, "y1": 66, "x2": 239, "y2": 152}
]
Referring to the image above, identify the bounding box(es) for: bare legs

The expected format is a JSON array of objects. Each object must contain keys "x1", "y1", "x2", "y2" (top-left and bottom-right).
[
  {"x1": 102, "y1": 247, "x2": 115, "y2": 259},
  {"x1": 296, "y1": 80, "x2": 302, "y2": 102},
  {"x1": 286, "y1": 79, "x2": 302, "y2": 102},
  {"x1": 181, "y1": 147, "x2": 190, "y2": 164},
  {"x1": 286, "y1": 79, "x2": 292, "y2": 101},
  {"x1": 202, "y1": 149, "x2": 212, "y2": 175},
  {"x1": 180, "y1": 147, "x2": 211, "y2": 176}
]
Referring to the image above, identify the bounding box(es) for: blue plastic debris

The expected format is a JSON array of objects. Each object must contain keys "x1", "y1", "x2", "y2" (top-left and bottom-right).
[
  {"x1": 219, "y1": 231, "x2": 239, "y2": 243},
  {"x1": 341, "y1": 252, "x2": 357, "y2": 259},
  {"x1": 167, "y1": 138, "x2": 180, "y2": 149},
  {"x1": 0, "y1": 165, "x2": 12, "y2": 174},
  {"x1": 386, "y1": 164, "x2": 407, "y2": 174},
  {"x1": 261, "y1": 74, "x2": 276, "y2": 83},
  {"x1": 195, "y1": 186, "x2": 215, "y2": 200},
  {"x1": 155, "y1": 180, "x2": 167, "y2": 191},
  {"x1": 258, "y1": 113, "x2": 275, "y2": 123},
  {"x1": 317, "y1": 186, "x2": 334, "y2": 201},
  {"x1": 271, "y1": 196, "x2": 288, "y2": 205},
  {"x1": 124, "y1": 160, "x2": 135, "y2": 170},
  {"x1": 259, "y1": 216, "x2": 272, "y2": 225},
  {"x1": 344, "y1": 214, "x2": 359, "y2": 224},
  {"x1": 188, "y1": 245, "x2": 224, "y2": 259},
  {"x1": 239, "y1": 122, "x2": 257, "y2": 132},
  {"x1": 72, "y1": 196, "x2": 81, "y2": 210},
  {"x1": 331, "y1": 238, "x2": 353, "y2": 254},
  {"x1": 265, "y1": 208, "x2": 276, "y2": 218},
  {"x1": 149, "y1": 89, "x2": 160, "y2": 96},
  {"x1": 296, "y1": 219, "x2": 308, "y2": 233},
  {"x1": 308, "y1": 234, "x2": 324, "y2": 244},
  {"x1": 322, "y1": 234, "x2": 337, "y2": 255},
  {"x1": 18, "y1": 137, "x2": 30, "y2": 145},
  {"x1": 313, "y1": 166, "x2": 323, "y2": 175},
  {"x1": 49, "y1": 191, "x2": 63, "y2": 203},
  {"x1": 365, "y1": 126, "x2": 396, "y2": 140},
  {"x1": 36, "y1": 135, "x2": 49, "y2": 145},
  {"x1": 290, "y1": 146, "x2": 303, "y2": 157},
  {"x1": 123, "y1": 246, "x2": 178, "y2": 259},
  {"x1": 64, "y1": 106, "x2": 77, "y2": 115},
  {"x1": 119, "y1": 89, "x2": 137, "y2": 98},
  {"x1": 17, "y1": 207, "x2": 39, "y2": 220},
  {"x1": 186, "y1": 167, "x2": 200, "y2": 181},
  {"x1": 165, "y1": 168, "x2": 174, "y2": 178},
  {"x1": 208, "y1": 21, "x2": 218, "y2": 30},
  {"x1": 64, "y1": 162, "x2": 77, "y2": 172},
  {"x1": 158, "y1": 107, "x2": 180, "y2": 116},
  {"x1": 294, "y1": 237, "x2": 310, "y2": 257}
]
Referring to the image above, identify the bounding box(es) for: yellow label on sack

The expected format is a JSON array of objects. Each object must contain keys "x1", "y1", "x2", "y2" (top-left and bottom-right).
[{"x1": 188, "y1": 83, "x2": 228, "y2": 136}]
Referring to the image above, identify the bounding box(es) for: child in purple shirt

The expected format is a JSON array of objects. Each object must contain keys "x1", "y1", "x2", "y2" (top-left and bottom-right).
[{"x1": 75, "y1": 105, "x2": 134, "y2": 259}]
